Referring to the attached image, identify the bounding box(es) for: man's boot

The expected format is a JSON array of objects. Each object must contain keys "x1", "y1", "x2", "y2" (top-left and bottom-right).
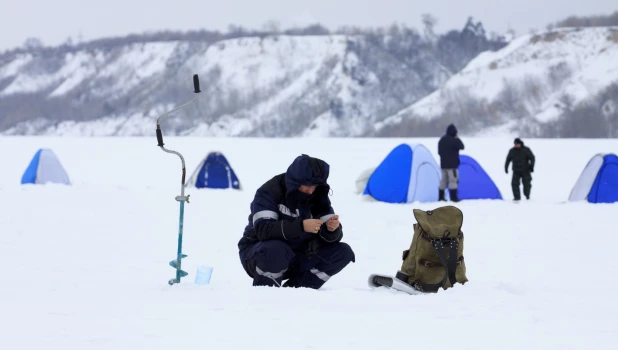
[
  {"x1": 438, "y1": 189, "x2": 445, "y2": 201},
  {"x1": 449, "y1": 189, "x2": 460, "y2": 202}
]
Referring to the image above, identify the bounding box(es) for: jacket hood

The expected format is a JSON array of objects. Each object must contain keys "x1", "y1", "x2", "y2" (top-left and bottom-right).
[
  {"x1": 446, "y1": 124, "x2": 458, "y2": 137},
  {"x1": 284, "y1": 154, "x2": 330, "y2": 197},
  {"x1": 514, "y1": 138, "x2": 524, "y2": 146}
]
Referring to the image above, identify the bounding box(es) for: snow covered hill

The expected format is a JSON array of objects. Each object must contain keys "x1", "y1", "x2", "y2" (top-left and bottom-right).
[
  {"x1": 3, "y1": 26, "x2": 616, "y2": 138},
  {"x1": 0, "y1": 136, "x2": 617, "y2": 349},
  {"x1": 377, "y1": 27, "x2": 618, "y2": 137},
  {"x1": 0, "y1": 35, "x2": 448, "y2": 137},
  {"x1": 0, "y1": 21, "x2": 506, "y2": 137}
]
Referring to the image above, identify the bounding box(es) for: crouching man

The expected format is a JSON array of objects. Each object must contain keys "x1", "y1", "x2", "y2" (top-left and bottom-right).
[{"x1": 237, "y1": 154, "x2": 355, "y2": 289}]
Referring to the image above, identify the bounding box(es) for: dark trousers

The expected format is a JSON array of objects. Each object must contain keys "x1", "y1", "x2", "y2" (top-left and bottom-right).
[
  {"x1": 239, "y1": 240, "x2": 355, "y2": 289},
  {"x1": 511, "y1": 171, "x2": 532, "y2": 200}
]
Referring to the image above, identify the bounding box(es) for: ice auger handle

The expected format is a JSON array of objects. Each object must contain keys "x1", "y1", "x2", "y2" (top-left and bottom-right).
[
  {"x1": 156, "y1": 126, "x2": 164, "y2": 147},
  {"x1": 193, "y1": 74, "x2": 201, "y2": 93}
]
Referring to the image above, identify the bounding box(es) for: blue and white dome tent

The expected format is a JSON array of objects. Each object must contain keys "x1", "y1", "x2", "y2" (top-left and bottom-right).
[
  {"x1": 360, "y1": 143, "x2": 441, "y2": 203},
  {"x1": 568, "y1": 153, "x2": 618, "y2": 203},
  {"x1": 21, "y1": 148, "x2": 71, "y2": 185},
  {"x1": 185, "y1": 151, "x2": 241, "y2": 189}
]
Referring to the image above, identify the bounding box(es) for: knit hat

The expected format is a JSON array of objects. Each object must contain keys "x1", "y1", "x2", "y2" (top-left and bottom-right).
[{"x1": 514, "y1": 138, "x2": 524, "y2": 146}]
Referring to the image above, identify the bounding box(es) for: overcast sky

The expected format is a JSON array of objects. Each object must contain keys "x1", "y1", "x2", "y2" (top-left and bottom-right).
[{"x1": 1, "y1": 0, "x2": 616, "y2": 50}]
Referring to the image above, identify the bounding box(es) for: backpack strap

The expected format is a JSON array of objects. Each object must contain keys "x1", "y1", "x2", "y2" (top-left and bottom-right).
[
  {"x1": 446, "y1": 238, "x2": 459, "y2": 286},
  {"x1": 415, "y1": 237, "x2": 460, "y2": 293}
]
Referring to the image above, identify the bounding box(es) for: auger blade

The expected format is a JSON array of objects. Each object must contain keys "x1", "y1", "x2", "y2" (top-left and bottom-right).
[
  {"x1": 169, "y1": 262, "x2": 188, "y2": 280},
  {"x1": 169, "y1": 252, "x2": 189, "y2": 279},
  {"x1": 169, "y1": 254, "x2": 187, "y2": 266},
  {"x1": 169, "y1": 259, "x2": 186, "y2": 268}
]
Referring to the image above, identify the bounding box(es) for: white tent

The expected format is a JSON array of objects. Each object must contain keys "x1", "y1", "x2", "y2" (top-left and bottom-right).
[
  {"x1": 21, "y1": 148, "x2": 71, "y2": 185},
  {"x1": 568, "y1": 153, "x2": 618, "y2": 203},
  {"x1": 357, "y1": 143, "x2": 441, "y2": 203}
]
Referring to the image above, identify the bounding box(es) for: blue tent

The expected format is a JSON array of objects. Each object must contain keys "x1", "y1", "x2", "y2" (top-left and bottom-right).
[
  {"x1": 21, "y1": 148, "x2": 71, "y2": 185},
  {"x1": 569, "y1": 153, "x2": 618, "y2": 203},
  {"x1": 445, "y1": 155, "x2": 502, "y2": 200},
  {"x1": 361, "y1": 143, "x2": 441, "y2": 203},
  {"x1": 186, "y1": 152, "x2": 241, "y2": 189}
]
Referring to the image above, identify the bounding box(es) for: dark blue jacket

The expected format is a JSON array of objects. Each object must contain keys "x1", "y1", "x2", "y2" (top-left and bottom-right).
[
  {"x1": 438, "y1": 124, "x2": 465, "y2": 169},
  {"x1": 238, "y1": 155, "x2": 343, "y2": 253}
]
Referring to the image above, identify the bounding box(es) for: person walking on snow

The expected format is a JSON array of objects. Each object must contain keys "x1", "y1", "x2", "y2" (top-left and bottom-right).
[
  {"x1": 505, "y1": 138, "x2": 535, "y2": 201},
  {"x1": 238, "y1": 154, "x2": 355, "y2": 289},
  {"x1": 438, "y1": 124, "x2": 465, "y2": 202}
]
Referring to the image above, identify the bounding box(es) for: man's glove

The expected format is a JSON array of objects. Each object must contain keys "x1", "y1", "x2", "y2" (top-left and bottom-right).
[
  {"x1": 505, "y1": 168, "x2": 508, "y2": 174},
  {"x1": 529, "y1": 165, "x2": 534, "y2": 173}
]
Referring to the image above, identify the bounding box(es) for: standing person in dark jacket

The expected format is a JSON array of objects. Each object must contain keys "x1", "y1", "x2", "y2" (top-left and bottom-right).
[
  {"x1": 438, "y1": 124, "x2": 465, "y2": 202},
  {"x1": 505, "y1": 138, "x2": 535, "y2": 201},
  {"x1": 238, "y1": 154, "x2": 355, "y2": 289}
]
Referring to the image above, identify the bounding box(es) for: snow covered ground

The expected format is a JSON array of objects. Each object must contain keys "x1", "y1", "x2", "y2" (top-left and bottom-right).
[{"x1": 1, "y1": 136, "x2": 617, "y2": 349}]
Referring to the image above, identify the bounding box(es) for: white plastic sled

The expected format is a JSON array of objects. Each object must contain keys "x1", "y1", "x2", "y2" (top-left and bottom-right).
[{"x1": 367, "y1": 273, "x2": 424, "y2": 295}]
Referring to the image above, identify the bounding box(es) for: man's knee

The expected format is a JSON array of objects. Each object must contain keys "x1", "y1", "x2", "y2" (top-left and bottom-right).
[
  {"x1": 253, "y1": 240, "x2": 295, "y2": 271},
  {"x1": 336, "y1": 242, "x2": 356, "y2": 265},
  {"x1": 321, "y1": 242, "x2": 355, "y2": 271},
  {"x1": 439, "y1": 179, "x2": 448, "y2": 190},
  {"x1": 442, "y1": 169, "x2": 457, "y2": 189}
]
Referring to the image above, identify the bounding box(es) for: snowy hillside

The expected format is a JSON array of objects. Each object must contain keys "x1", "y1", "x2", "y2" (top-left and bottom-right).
[
  {"x1": 377, "y1": 27, "x2": 618, "y2": 137},
  {"x1": 0, "y1": 35, "x2": 448, "y2": 137},
  {"x1": 0, "y1": 36, "x2": 434, "y2": 137},
  {"x1": 0, "y1": 21, "x2": 506, "y2": 137},
  {"x1": 1, "y1": 136, "x2": 617, "y2": 349}
]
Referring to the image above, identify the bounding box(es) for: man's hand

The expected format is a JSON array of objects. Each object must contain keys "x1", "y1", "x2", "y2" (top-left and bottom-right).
[
  {"x1": 303, "y1": 219, "x2": 324, "y2": 234},
  {"x1": 326, "y1": 215, "x2": 340, "y2": 232}
]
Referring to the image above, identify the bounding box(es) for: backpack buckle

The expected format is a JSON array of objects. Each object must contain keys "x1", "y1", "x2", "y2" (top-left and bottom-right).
[{"x1": 431, "y1": 238, "x2": 451, "y2": 248}]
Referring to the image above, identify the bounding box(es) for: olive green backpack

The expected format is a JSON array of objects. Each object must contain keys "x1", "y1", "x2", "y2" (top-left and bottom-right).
[{"x1": 395, "y1": 206, "x2": 468, "y2": 293}]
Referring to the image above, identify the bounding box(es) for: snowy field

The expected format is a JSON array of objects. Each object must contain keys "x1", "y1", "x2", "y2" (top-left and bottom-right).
[{"x1": 1, "y1": 136, "x2": 617, "y2": 349}]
